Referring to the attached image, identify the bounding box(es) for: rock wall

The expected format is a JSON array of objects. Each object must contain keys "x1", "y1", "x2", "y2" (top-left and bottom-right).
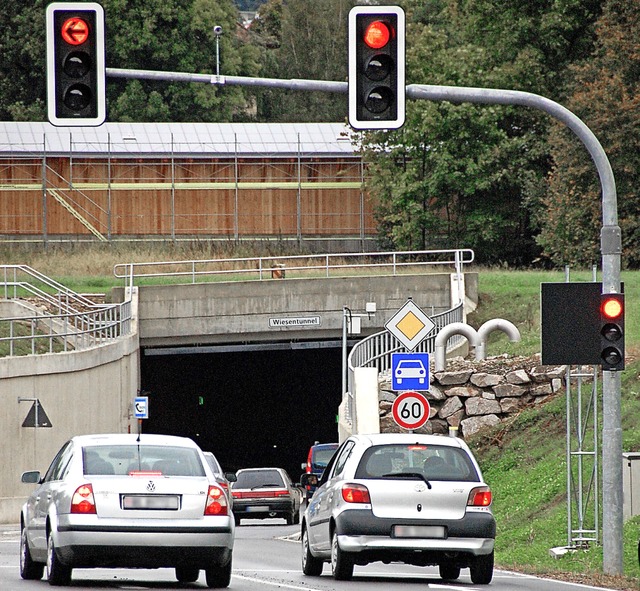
[{"x1": 378, "y1": 354, "x2": 568, "y2": 438}]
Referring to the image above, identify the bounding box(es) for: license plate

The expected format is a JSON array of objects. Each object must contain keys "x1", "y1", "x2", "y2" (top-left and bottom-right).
[
  {"x1": 392, "y1": 525, "x2": 446, "y2": 539},
  {"x1": 246, "y1": 506, "x2": 269, "y2": 512},
  {"x1": 122, "y1": 495, "x2": 179, "y2": 510}
]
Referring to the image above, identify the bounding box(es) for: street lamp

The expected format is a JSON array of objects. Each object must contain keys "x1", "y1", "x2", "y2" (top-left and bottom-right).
[{"x1": 342, "y1": 302, "x2": 377, "y2": 397}]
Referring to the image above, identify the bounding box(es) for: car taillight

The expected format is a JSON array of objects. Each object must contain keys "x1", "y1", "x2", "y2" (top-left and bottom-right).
[
  {"x1": 71, "y1": 484, "x2": 97, "y2": 514},
  {"x1": 306, "y1": 448, "x2": 313, "y2": 473},
  {"x1": 341, "y1": 483, "x2": 370, "y2": 504},
  {"x1": 467, "y1": 486, "x2": 492, "y2": 507},
  {"x1": 205, "y1": 484, "x2": 228, "y2": 516}
]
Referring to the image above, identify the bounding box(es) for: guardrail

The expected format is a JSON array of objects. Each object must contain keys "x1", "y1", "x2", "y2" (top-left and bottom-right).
[
  {"x1": 114, "y1": 248, "x2": 475, "y2": 292},
  {"x1": 1, "y1": 265, "x2": 132, "y2": 357}
]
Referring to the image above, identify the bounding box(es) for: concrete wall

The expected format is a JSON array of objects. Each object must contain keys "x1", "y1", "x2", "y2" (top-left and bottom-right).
[
  {"x1": 0, "y1": 295, "x2": 140, "y2": 524},
  {"x1": 0, "y1": 273, "x2": 478, "y2": 524},
  {"x1": 115, "y1": 273, "x2": 478, "y2": 347}
]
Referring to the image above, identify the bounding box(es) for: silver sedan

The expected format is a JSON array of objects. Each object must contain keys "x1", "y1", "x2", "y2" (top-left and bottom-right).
[
  {"x1": 300, "y1": 432, "x2": 496, "y2": 584},
  {"x1": 19, "y1": 433, "x2": 234, "y2": 587}
]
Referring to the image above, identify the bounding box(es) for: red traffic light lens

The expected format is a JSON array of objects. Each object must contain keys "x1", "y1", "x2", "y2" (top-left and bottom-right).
[
  {"x1": 61, "y1": 17, "x2": 90, "y2": 46},
  {"x1": 601, "y1": 297, "x2": 623, "y2": 320},
  {"x1": 364, "y1": 21, "x2": 391, "y2": 49}
]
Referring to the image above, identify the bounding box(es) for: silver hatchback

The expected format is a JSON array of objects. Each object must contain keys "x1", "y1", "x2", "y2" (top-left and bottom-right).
[
  {"x1": 300, "y1": 433, "x2": 495, "y2": 584},
  {"x1": 20, "y1": 433, "x2": 234, "y2": 587}
]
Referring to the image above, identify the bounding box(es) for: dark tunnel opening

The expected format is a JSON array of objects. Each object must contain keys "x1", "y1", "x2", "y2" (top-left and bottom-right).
[{"x1": 140, "y1": 345, "x2": 342, "y2": 482}]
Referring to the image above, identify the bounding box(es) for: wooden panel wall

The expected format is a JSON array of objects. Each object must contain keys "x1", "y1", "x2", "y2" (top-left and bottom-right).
[{"x1": 0, "y1": 155, "x2": 374, "y2": 238}]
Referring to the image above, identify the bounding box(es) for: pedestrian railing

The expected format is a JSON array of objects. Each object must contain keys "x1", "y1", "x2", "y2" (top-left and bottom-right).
[
  {"x1": 0, "y1": 265, "x2": 131, "y2": 357},
  {"x1": 114, "y1": 248, "x2": 474, "y2": 294}
]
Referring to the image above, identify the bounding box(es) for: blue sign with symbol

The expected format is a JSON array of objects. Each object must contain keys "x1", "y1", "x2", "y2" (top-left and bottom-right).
[
  {"x1": 391, "y1": 352, "x2": 430, "y2": 391},
  {"x1": 134, "y1": 396, "x2": 149, "y2": 419}
]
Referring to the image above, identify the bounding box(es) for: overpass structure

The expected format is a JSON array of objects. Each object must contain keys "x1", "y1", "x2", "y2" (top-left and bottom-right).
[{"x1": 0, "y1": 249, "x2": 477, "y2": 522}]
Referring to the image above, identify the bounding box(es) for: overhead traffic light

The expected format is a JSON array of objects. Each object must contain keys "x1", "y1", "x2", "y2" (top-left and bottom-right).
[
  {"x1": 348, "y1": 6, "x2": 405, "y2": 130},
  {"x1": 600, "y1": 293, "x2": 624, "y2": 370},
  {"x1": 46, "y1": 2, "x2": 106, "y2": 126}
]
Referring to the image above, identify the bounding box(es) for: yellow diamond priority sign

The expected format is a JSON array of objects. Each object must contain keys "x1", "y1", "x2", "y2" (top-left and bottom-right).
[{"x1": 385, "y1": 299, "x2": 436, "y2": 351}]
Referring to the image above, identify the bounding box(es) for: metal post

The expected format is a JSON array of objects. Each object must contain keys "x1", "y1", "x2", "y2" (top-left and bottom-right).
[
  {"x1": 105, "y1": 66, "x2": 622, "y2": 572},
  {"x1": 342, "y1": 307, "x2": 349, "y2": 397}
]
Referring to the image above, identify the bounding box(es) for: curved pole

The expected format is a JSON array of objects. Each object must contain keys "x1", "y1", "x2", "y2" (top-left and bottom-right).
[
  {"x1": 407, "y1": 83, "x2": 622, "y2": 574},
  {"x1": 475, "y1": 319, "x2": 521, "y2": 361},
  {"x1": 434, "y1": 322, "x2": 479, "y2": 372}
]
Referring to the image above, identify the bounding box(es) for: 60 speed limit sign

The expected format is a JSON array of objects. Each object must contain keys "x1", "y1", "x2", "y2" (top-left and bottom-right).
[{"x1": 391, "y1": 391, "x2": 430, "y2": 430}]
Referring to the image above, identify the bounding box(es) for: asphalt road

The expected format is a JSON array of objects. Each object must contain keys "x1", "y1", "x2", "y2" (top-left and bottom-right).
[{"x1": 0, "y1": 519, "x2": 614, "y2": 590}]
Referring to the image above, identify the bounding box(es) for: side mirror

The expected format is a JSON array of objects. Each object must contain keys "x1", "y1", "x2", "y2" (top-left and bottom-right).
[
  {"x1": 21, "y1": 471, "x2": 41, "y2": 484},
  {"x1": 225, "y1": 472, "x2": 237, "y2": 483},
  {"x1": 300, "y1": 473, "x2": 318, "y2": 487}
]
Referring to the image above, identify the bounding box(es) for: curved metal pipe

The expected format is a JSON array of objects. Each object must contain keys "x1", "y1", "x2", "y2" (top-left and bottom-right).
[
  {"x1": 434, "y1": 322, "x2": 479, "y2": 371},
  {"x1": 475, "y1": 319, "x2": 521, "y2": 361}
]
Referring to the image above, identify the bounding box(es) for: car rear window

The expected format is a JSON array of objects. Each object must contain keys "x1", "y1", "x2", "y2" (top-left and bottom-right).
[
  {"x1": 354, "y1": 444, "x2": 480, "y2": 482},
  {"x1": 312, "y1": 447, "x2": 337, "y2": 469},
  {"x1": 83, "y1": 445, "x2": 205, "y2": 477},
  {"x1": 234, "y1": 470, "x2": 285, "y2": 489}
]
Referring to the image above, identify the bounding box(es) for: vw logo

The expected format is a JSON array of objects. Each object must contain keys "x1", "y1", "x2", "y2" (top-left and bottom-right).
[{"x1": 146, "y1": 481, "x2": 156, "y2": 492}]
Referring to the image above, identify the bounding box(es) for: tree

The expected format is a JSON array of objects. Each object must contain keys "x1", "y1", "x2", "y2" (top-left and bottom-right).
[
  {"x1": 0, "y1": 1, "x2": 47, "y2": 120},
  {"x1": 255, "y1": 0, "x2": 354, "y2": 122},
  {"x1": 105, "y1": 0, "x2": 262, "y2": 122},
  {"x1": 366, "y1": 0, "x2": 602, "y2": 265},
  {"x1": 537, "y1": 0, "x2": 640, "y2": 267},
  {"x1": 0, "y1": 0, "x2": 263, "y2": 123}
]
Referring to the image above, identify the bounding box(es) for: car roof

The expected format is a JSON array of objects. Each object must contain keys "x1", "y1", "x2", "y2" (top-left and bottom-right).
[
  {"x1": 351, "y1": 433, "x2": 466, "y2": 449},
  {"x1": 70, "y1": 433, "x2": 200, "y2": 449},
  {"x1": 236, "y1": 467, "x2": 284, "y2": 473}
]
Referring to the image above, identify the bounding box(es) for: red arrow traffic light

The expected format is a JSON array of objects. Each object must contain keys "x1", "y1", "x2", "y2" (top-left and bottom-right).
[
  {"x1": 61, "y1": 17, "x2": 90, "y2": 45},
  {"x1": 46, "y1": 2, "x2": 106, "y2": 126}
]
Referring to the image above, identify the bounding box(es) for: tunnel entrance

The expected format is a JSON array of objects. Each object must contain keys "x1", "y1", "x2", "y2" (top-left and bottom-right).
[{"x1": 140, "y1": 344, "x2": 342, "y2": 481}]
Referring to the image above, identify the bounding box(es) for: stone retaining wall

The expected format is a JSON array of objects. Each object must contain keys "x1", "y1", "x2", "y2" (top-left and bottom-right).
[{"x1": 378, "y1": 355, "x2": 570, "y2": 438}]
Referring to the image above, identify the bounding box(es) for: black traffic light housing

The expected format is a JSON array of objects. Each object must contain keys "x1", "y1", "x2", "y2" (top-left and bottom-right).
[
  {"x1": 348, "y1": 5, "x2": 405, "y2": 130},
  {"x1": 46, "y1": 2, "x2": 106, "y2": 126},
  {"x1": 600, "y1": 293, "x2": 625, "y2": 370}
]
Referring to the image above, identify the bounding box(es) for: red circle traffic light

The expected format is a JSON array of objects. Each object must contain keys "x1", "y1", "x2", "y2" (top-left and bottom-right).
[
  {"x1": 61, "y1": 17, "x2": 90, "y2": 46},
  {"x1": 601, "y1": 297, "x2": 623, "y2": 320},
  {"x1": 364, "y1": 21, "x2": 391, "y2": 49}
]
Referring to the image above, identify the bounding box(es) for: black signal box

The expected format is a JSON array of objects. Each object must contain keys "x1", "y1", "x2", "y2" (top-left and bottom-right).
[{"x1": 541, "y1": 282, "x2": 602, "y2": 366}]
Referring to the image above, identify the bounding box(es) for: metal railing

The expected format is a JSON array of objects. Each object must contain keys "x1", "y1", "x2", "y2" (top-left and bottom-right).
[
  {"x1": 1, "y1": 265, "x2": 132, "y2": 357},
  {"x1": 114, "y1": 248, "x2": 475, "y2": 289},
  {"x1": 345, "y1": 302, "x2": 465, "y2": 426}
]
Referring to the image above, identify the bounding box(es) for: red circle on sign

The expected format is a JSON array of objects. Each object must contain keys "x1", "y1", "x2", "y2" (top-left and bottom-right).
[
  {"x1": 61, "y1": 17, "x2": 90, "y2": 46},
  {"x1": 392, "y1": 391, "x2": 430, "y2": 430}
]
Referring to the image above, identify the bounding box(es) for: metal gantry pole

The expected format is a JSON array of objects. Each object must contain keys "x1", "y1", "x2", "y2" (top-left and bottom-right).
[{"x1": 106, "y1": 67, "x2": 623, "y2": 573}]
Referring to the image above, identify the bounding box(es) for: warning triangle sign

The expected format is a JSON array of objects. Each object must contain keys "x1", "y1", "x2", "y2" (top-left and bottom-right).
[{"x1": 22, "y1": 401, "x2": 52, "y2": 428}]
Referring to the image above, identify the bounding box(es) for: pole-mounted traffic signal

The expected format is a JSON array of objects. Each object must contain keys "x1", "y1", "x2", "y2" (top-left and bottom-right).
[
  {"x1": 348, "y1": 5, "x2": 405, "y2": 130},
  {"x1": 46, "y1": 2, "x2": 106, "y2": 126},
  {"x1": 600, "y1": 293, "x2": 624, "y2": 370}
]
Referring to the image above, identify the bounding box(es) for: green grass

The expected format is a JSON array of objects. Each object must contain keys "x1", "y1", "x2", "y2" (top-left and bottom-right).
[
  {"x1": 467, "y1": 268, "x2": 640, "y2": 588},
  {"x1": 3, "y1": 246, "x2": 639, "y2": 585}
]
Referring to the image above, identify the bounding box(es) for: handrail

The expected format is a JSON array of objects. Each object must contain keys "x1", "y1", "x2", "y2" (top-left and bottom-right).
[
  {"x1": 1, "y1": 265, "x2": 132, "y2": 357},
  {"x1": 114, "y1": 249, "x2": 475, "y2": 289},
  {"x1": 344, "y1": 303, "x2": 465, "y2": 427},
  {"x1": 2, "y1": 265, "x2": 100, "y2": 310}
]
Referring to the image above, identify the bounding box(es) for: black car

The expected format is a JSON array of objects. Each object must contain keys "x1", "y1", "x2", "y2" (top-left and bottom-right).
[{"x1": 231, "y1": 468, "x2": 302, "y2": 525}]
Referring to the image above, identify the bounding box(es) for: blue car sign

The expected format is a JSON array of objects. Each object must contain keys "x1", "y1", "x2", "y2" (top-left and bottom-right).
[{"x1": 391, "y1": 352, "x2": 430, "y2": 391}]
